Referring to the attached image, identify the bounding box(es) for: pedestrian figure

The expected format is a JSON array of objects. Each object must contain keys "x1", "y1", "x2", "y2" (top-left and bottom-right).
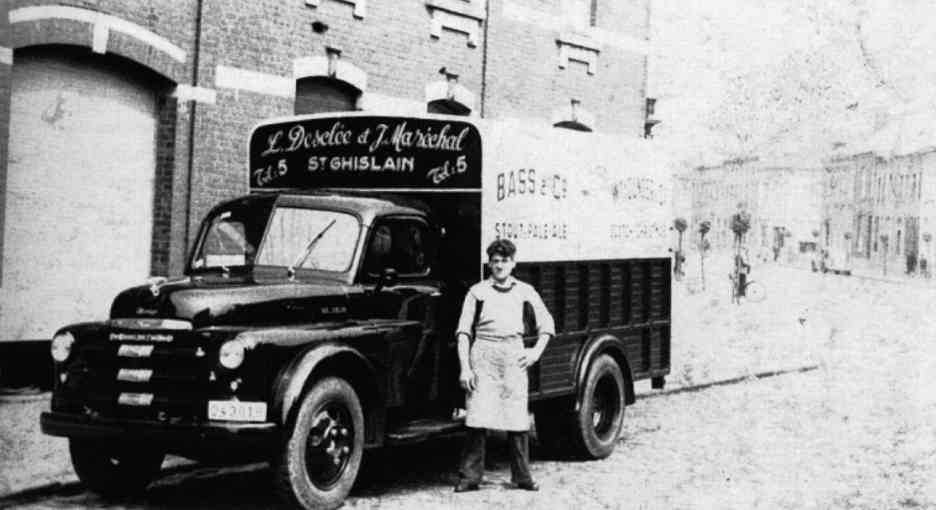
[
  {"x1": 731, "y1": 248, "x2": 751, "y2": 304},
  {"x1": 454, "y1": 239, "x2": 555, "y2": 493}
]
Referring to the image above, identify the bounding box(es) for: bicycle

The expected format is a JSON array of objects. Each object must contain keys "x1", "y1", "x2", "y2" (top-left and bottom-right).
[{"x1": 729, "y1": 270, "x2": 765, "y2": 304}]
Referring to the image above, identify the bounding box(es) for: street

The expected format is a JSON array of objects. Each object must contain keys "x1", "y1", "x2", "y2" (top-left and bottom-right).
[{"x1": 4, "y1": 260, "x2": 936, "y2": 510}]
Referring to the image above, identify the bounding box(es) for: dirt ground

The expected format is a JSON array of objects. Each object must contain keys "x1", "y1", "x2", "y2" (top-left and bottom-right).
[{"x1": 3, "y1": 255, "x2": 935, "y2": 509}]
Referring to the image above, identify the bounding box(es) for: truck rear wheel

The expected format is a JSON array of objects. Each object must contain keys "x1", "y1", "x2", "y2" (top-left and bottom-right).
[
  {"x1": 69, "y1": 439, "x2": 164, "y2": 497},
  {"x1": 570, "y1": 354, "x2": 626, "y2": 459},
  {"x1": 273, "y1": 376, "x2": 364, "y2": 510}
]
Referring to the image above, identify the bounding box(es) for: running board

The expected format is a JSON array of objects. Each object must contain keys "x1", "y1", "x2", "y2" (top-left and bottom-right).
[{"x1": 386, "y1": 418, "x2": 465, "y2": 445}]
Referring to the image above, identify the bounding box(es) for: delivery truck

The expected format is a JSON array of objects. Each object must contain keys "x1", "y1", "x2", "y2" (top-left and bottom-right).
[{"x1": 41, "y1": 113, "x2": 672, "y2": 509}]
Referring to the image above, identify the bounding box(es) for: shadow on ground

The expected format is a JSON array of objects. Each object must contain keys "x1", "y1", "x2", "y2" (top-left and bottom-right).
[{"x1": 6, "y1": 435, "x2": 576, "y2": 508}]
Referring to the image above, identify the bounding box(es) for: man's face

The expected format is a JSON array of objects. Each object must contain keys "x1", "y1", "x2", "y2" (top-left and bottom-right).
[{"x1": 488, "y1": 254, "x2": 516, "y2": 282}]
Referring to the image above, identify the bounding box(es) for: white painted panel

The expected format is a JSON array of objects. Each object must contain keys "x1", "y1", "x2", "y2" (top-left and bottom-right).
[
  {"x1": 480, "y1": 120, "x2": 670, "y2": 262},
  {"x1": 2, "y1": 52, "x2": 156, "y2": 340}
]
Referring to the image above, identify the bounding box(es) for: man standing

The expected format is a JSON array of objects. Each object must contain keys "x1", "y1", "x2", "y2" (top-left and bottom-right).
[{"x1": 453, "y1": 239, "x2": 555, "y2": 492}]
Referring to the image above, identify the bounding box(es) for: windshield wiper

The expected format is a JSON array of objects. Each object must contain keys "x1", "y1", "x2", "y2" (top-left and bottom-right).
[{"x1": 287, "y1": 219, "x2": 337, "y2": 279}]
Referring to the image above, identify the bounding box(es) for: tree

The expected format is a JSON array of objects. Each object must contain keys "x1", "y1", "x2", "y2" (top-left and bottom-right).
[
  {"x1": 674, "y1": 217, "x2": 688, "y2": 250},
  {"x1": 698, "y1": 220, "x2": 711, "y2": 289},
  {"x1": 673, "y1": 218, "x2": 688, "y2": 279}
]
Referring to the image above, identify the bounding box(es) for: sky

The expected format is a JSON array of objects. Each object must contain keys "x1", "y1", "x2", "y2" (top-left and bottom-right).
[{"x1": 648, "y1": 0, "x2": 936, "y2": 166}]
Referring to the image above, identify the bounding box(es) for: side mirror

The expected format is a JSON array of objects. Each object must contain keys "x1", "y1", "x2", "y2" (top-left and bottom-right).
[{"x1": 375, "y1": 267, "x2": 398, "y2": 292}]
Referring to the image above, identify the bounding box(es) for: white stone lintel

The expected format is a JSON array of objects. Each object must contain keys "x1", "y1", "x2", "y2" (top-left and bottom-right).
[
  {"x1": 10, "y1": 5, "x2": 187, "y2": 63},
  {"x1": 173, "y1": 84, "x2": 217, "y2": 104},
  {"x1": 293, "y1": 56, "x2": 368, "y2": 92},
  {"x1": 215, "y1": 65, "x2": 294, "y2": 98},
  {"x1": 92, "y1": 23, "x2": 109, "y2": 54},
  {"x1": 306, "y1": 0, "x2": 366, "y2": 19},
  {"x1": 425, "y1": 80, "x2": 476, "y2": 111},
  {"x1": 358, "y1": 92, "x2": 425, "y2": 115}
]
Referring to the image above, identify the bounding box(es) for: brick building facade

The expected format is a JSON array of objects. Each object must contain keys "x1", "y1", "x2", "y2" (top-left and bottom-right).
[
  {"x1": 0, "y1": 0, "x2": 650, "y2": 359},
  {"x1": 822, "y1": 148, "x2": 936, "y2": 274}
]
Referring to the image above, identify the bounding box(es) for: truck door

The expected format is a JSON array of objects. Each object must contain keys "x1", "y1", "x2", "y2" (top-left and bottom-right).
[{"x1": 357, "y1": 217, "x2": 447, "y2": 411}]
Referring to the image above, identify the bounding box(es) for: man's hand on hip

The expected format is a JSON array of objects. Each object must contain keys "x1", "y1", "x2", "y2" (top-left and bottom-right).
[{"x1": 518, "y1": 348, "x2": 543, "y2": 369}]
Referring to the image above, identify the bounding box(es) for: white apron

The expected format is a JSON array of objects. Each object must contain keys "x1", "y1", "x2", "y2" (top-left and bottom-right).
[{"x1": 465, "y1": 335, "x2": 529, "y2": 431}]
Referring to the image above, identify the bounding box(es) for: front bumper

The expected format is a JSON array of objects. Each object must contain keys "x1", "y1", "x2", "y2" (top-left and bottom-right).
[{"x1": 41, "y1": 411, "x2": 277, "y2": 447}]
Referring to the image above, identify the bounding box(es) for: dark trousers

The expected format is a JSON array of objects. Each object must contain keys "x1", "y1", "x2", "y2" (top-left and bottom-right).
[{"x1": 458, "y1": 427, "x2": 532, "y2": 485}]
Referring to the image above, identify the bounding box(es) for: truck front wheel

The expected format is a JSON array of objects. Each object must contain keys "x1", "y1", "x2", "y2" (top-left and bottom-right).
[
  {"x1": 273, "y1": 376, "x2": 364, "y2": 510},
  {"x1": 69, "y1": 439, "x2": 164, "y2": 497},
  {"x1": 571, "y1": 354, "x2": 626, "y2": 459}
]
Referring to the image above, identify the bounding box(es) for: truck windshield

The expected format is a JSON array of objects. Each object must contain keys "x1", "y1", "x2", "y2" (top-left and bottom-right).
[
  {"x1": 190, "y1": 205, "x2": 268, "y2": 272},
  {"x1": 256, "y1": 207, "x2": 361, "y2": 273}
]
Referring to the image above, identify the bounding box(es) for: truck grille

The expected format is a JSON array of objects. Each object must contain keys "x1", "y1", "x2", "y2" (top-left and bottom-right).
[{"x1": 60, "y1": 329, "x2": 214, "y2": 422}]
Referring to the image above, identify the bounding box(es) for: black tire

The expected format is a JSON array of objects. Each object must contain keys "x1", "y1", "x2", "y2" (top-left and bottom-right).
[
  {"x1": 570, "y1": 354, "x2": 626, "y2": 459},
  {"x1": 273, "y1": 377, "x2": 364, "y2": 510},
  {"x1": 69, "y1": 439, "x2": 164, "y2": 498}
]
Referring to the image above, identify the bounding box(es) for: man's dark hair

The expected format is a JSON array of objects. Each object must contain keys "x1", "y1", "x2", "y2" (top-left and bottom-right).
[{"x1": 486, "y1": 239, "x2": 516, "y2": 259}]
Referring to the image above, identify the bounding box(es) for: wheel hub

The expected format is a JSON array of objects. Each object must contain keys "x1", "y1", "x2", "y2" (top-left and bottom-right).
[
  {"x1": 305, "y1": 403, "x2": 353, "y2": 488},
  {"x1": 591, "y1": 374, "x2": 620, "y2": 438}
]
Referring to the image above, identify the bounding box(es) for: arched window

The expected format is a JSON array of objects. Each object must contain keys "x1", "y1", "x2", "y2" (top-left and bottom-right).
[
  {"x1": 552, "y1": 100, "x2": 594, "y2": 132},
  {"x1": 427, "y1": 98, "x2": 471, "y2": 116},
  {"x1": 425, "y1": 77, "x2": 474, "y2": 116},
  {"x1": 295, "y1": 76, "x2": 360, "y2": 114}
]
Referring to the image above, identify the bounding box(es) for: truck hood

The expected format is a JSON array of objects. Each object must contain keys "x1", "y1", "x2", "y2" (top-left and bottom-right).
[{"x1": 109, "y1": 274, "x2": 353, "y2": 327}]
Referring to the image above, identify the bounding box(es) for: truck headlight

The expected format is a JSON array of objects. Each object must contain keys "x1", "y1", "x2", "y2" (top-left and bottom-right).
[
  {"x1": 219, "y1": 340, "x2": 246, "y2": 369},
  {"x1": 51, "y1": 332, "x2": 75, "y2": 363}
]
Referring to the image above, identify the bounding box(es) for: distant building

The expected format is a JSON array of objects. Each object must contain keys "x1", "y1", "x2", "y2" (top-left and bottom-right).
[
  {"x1": 687, "y1": 158, "x2": 822, "y2": 260},
  {"x1": 821, "y1": 111, "x2": 936, "y2": 274}
]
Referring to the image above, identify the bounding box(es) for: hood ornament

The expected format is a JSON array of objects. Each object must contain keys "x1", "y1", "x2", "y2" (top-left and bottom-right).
[{"x1": 147, "y1": 277, "x2": 169, "y2": 297}]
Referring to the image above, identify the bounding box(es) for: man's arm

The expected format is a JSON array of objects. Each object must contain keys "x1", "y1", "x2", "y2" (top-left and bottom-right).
[
  {"x1": 455, "y1": 290, "x2": 478, "y2": 391},
  {"x1": 457, "y1": 332, "x2": 475, "y2": 391},
  {"x1": 519, "y1": 286, "x2": 555, "y2": 369}
]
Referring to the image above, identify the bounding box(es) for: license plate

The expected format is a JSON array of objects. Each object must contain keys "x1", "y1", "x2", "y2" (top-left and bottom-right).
[
  {"x1": 117, "y1": 369, "x2": 153, "y2": 382},
  {"x1": 208, "y1": 401, "x2": 267, "y2": 422},
  {"x1": 118, "y1": 344, "x2": 154, "y2": 358},
  {"x1": 118, "y1": 392, "x2": 154, "y2": 406}
]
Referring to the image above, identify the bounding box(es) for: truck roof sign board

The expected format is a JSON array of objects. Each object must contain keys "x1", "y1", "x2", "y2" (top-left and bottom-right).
[
  {"x1": 481, "y1": 120, "x2": 670, "y2": 262},
  {"x1": 248, "y1": 115, "x2": 481, "y2": 191},
  {"x1": 248, "y1": 113, "x2": 671, "y2": 263}
]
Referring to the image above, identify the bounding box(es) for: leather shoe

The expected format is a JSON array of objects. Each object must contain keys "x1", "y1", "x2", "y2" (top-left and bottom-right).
[
  {"x1": 454, "y1": 481, "x2": 480, "y2": 493},
  {"x1": 515, "y1": 481, "x2": 539, "y2": 491}
]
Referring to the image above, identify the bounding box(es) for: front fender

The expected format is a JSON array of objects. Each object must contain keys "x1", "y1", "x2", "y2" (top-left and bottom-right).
[
  {"x1": 573, "y1": 334, "x2": 635, "y2": 411},
  {"x1": 272, "y1": 342, "x2": 380, "y2": 425}
]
